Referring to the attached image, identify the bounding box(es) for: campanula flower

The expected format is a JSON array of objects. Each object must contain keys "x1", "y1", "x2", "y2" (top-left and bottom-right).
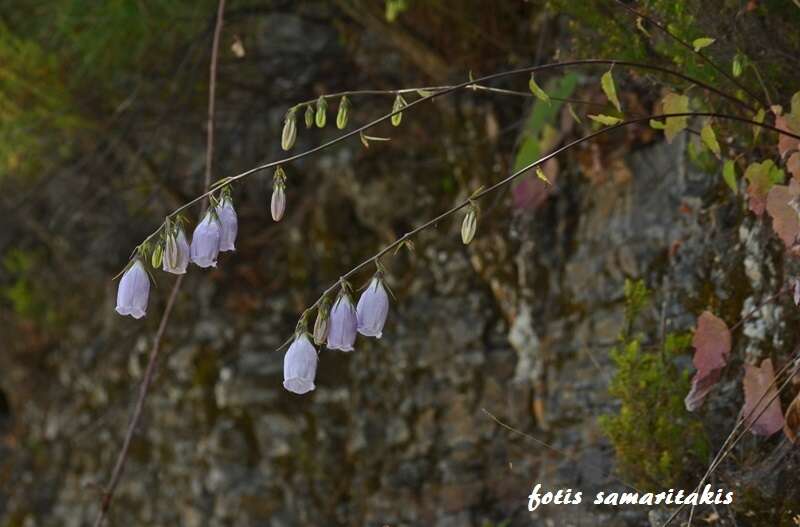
[
  {"x1": 283, "y1": 333, "x2": 318, "y2": 395},
  {"x1": 162, "y1": 226, "x2": 190, "y2": 274},
  {"x1": 190, "y1": 210, "x2": 221, "y2": 268},
  {"x1": 327, "y1": 290, "x2": 357, "y2": 352},
  {"x1": 116, "y1": 259, "x2": 150, "y2": 319},
  {"x1": 218, "y1": 197, "x2": 238, "y2": 252},
  {"x1": 356, "y1": 275, "x2": 389, "y2": 338}
]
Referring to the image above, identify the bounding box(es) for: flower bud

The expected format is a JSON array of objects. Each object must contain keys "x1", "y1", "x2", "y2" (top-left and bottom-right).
[
  {"x1": 163, "y1": 226, "x2": 190, "y2": 274},
  {"x1": 283, "y1": 333, "x2": 318, "y2": 395},
  {"x1": 151, "y1": 243, "x2": 163, "y2": 269},
  {"x1": 304, "y1": 105, "x2": 314, "y2": 128},
  {"x1": 190, "y1": 210, "x2": 221, "y2": 268},
  {"x1": 461, "y1": 202, "x2": 478, "y2": 245},
  {"x1": 315, "y1": 96, "x2": 327, "y2": 128},
  {"x1": 271, "y1": 181, "x2": 286, "y2": 222},
  {"x1": 116, "y1": 259, "x2": 150, "y2": 319},
  {"x1": 281, "y1": 109, "x2": 297, "y2": 151},
  {"x1": 218, "y1": 196, "x2": 238, "y2": 252},
  {"x1": 313, "y1": 298, "x2": 331, "y2": 345},
  {"x1": 327, "y1": 289, "x2": 357, "y2": 352},
  {"x1": 391, "y1": 94, "x2": 406, "y2": 126},
  {"x1": 336, "y1": 96, "x2": 350, "y2": 129},
  {"x1": 356, "y1": 275, "x2": 389, "y2": 338}
]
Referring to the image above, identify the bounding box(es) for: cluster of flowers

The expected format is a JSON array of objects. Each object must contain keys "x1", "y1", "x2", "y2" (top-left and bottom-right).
[
  {"x1": 283, "y1": 275, "x2": 390, "y2": 395},
  {"x1": 116, "y1": 173, "x2": 290, "y2": 321},
  {"x1": 113, "y1": 173, "x2": 389, "y2": 396},
  {"x1": 115, "y1": 193, "x2": 238, "y2": 319}
]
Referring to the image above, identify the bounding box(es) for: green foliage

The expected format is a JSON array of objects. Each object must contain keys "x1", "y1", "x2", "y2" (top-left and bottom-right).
[
  {"x1": 385, "y1": 0, "x2": 411, "y2": 22},
  {"x1": 548, "y1": 0, "x2": 800, "y2": 105},
  {"x1": 599, "y1": 279, "x2": 708, "y2": 490},
  {"x1": 0, "y1": 0, "x2": 215, "y2": 178},
  {"x1": 2, "y1": 249, "x2": 56, "y2": 325},
  {"x1": 512, "y1": 73, "x2": 578, "y2": 173}
]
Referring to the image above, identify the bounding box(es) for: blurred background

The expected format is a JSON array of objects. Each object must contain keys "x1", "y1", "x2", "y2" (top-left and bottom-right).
[{"x1": 2, "y1": 1, "x2": 800, "y2": 525}]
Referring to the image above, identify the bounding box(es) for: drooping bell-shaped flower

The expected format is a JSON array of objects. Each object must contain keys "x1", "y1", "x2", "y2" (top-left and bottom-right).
[
  {"x1": 163, "y1": 226, "x2": 190, "y2": 274},
  {"x1": 283, "y1": 333, "x2": 318, "y2": 395},
  {"x1": 116, "y1": 259, "x2": 150, "y2": 319},
  {"x1": 326, "y1": 290, "x2": 357, "y2": 352},
  {"x1": 217, "y1": 197, "x2": 238, "y2": 252},
  {"x1": 190, "y1": 210, "x2": 221, "y2": 268},
  {"x1": 356, "y1": 275, "x2": 390, "y2": 338}
]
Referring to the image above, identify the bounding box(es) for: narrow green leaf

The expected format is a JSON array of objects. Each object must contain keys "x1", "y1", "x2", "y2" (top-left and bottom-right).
[
  {"x1": 528, "y1": 74, "x2": 550, "y2": 105},
  {"x1": 701, "y1": 123, "x2": 721, "y2": 158},
  {"x1": 662, "y1": 93, "x2": 690, "y2": 143},
  {"x1": 417, "y1": 89, "x2": 434, "y2": 97},
  {"x1": 601, "y1": 70, "x2": 622, "y2": 112},
  {"x1": 649, "y1": 119, "x2": 666, "y2": 130},
  {"x1": 732, "y1": 54, "x2": 744, "y2": 78},
  {"x1": 692, "y1": 37, "x2": 715, "y2": 52},
  {"x1": 635, "y1": 17, "x2": 650, "y2": 36},
  {"x1": 588, "y1": 114, "x2": 623, "y2": 126},
  {"x1": 567, "y1": 103, "x2": 582, "y2": 124},
  {"x1": 536, "y1": 166, "x2": 551, "y2": 185},
  {"x1": 723, "y1": 160, "x2": 737, "y2": 193}
]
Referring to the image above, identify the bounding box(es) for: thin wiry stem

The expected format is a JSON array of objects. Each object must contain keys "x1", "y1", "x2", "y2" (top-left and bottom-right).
[
  {"x1": 289, "y1": 83, "x2": 607, "y2": 108},
  {"x1": 274, "y1": 110, "x2": 800, "y2": 352},
  {"x1": 92, "y1": 276, "x2": 184, "y2": 526},
  {"x1": 94, "y1": 1, "x2": 227, "y2": 524},
  {"x1": 611, "y1": 0, "x2": 768, "y2": 108},
  {"x1": 129, "y1": 58, "x2": 758, "y2": 261}
]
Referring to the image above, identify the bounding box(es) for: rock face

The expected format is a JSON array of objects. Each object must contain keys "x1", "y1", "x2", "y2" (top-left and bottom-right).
[{"x1": 3, "y1": 6, "x2": 800, "y2": 527}]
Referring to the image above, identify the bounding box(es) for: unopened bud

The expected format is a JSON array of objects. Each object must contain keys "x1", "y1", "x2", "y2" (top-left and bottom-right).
[
  {"x1": 281, "y1": 109, "x2": 297, "y2": 151},
  {"x1": 336, "y1": 96, "x2": 350, "y2": 129},
  {"x1": 391, "y1": 94, "x2": 406, "y2": 127},
  {"x1": 151, "y1": 242, "x2": 163, "y2": 268},
  {"x1": 271, "y1": 167, "x2": 287, "y2": 222},
  {"x1": 461, "y1": 202, "x2": 479, "y2": 245},
  {"x1": 304, "y1": 105, "x2": 314, "y2": 128},
  {"x1": 315, "y1": 96, "x2": 327, "y2": 128},
  {"x1": 313, "y1": 299, "x2": 331, "y2": 345}
]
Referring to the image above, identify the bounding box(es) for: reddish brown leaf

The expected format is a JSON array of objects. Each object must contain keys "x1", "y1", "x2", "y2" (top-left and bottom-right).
[
  {"x1": 745, "y1": 160, "x2": 781, "y2": 217},
  {"x1": 742, "y1": 358, "x2": 784, "y2": 436},
  {"x1": 685, "y1": 311, "x2": 731, "y2": 411},
  {"x1": 784, "y1": 391, "x2": 800, "y2": 443},
  {"x1": 788, "y1": 152, "x2": 800, "y2": 182},
  {"x1": 766, "y1": 179, "x2": 800, "y2": 247},
  {"x1": 776, "y1": 115, "x2": 800, "y2": 160}
]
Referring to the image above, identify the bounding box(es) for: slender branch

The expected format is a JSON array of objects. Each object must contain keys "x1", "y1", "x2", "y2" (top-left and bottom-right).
[
  {"x1": 204, "y1": 0, "x2": 226, "y2": 203},
  {"x1": 129, "y1": 58, "x2": 761, "y2": 260},
  {"x1": 612, "y1": 0, "x2": 768, "y2": 108},
  {"x1": 93, "y1": 1, "x2": 226, "y2": 524},
  {"x1": 92, "y1": 276, "x2": 184, "y2": 526},
  {"x1": 274, "y1": 110, "x2": 800, "y2": 352},
  {"x1": 290, "y1": 83, "x2": 607, "y2": 108}
]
